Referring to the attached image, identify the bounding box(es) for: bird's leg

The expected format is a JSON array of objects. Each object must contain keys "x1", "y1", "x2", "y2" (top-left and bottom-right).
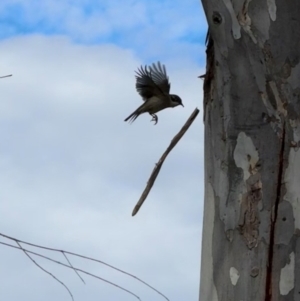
[{"x1": 150, "y1": 114, "x2": 158, "y2": 125}]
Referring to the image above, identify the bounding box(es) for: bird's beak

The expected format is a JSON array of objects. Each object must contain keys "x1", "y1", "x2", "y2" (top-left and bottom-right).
[{"x1": 181, "y1": 104, "x2": 184, "y2": 107}]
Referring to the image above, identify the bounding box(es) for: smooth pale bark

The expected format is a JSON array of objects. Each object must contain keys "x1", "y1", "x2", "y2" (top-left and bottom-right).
[{"x1": 199, "y1": 1, "x2": 300, "y2": 300}]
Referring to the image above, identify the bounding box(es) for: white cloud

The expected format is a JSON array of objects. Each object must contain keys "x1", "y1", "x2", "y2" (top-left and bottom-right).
[{"x1": 0, "y1": 35, "x2": 204, "y2": 301}]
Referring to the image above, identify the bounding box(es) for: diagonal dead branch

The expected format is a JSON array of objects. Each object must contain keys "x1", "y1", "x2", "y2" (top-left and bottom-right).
[
  {"x1": 132, "y1": 107, "x2": 200, "y2": 216},
  {"x1": 16, "y1": 241, "x2": 74, "y2": 301}
]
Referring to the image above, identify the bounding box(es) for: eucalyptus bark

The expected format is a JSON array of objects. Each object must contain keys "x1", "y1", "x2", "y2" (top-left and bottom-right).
[{"x1": 199, "y1": 1, "x2": 300, "y2": 300}]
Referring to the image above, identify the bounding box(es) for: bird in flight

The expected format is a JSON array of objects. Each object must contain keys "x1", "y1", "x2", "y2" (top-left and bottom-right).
[{"x1": 124, "y1": 62, "x2": 184, "y2": 125}]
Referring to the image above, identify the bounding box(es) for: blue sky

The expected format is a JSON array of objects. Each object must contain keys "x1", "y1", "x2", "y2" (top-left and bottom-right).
[
  {"x1": 0, "y1": 0, "x2": 207, "y2": 62},
  {"x1": 0, "y1": 1, "x2": 207, "y2": 301}
]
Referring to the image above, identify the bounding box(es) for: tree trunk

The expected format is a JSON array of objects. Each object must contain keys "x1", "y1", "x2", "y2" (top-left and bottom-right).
[{"x1": 199, "y1": 1, "x2": 300, "y2": 300}]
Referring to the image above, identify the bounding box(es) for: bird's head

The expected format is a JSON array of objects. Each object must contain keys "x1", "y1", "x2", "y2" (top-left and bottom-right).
[{"x1": 170, "y1": 94, "x2": 184, "y2": 108}]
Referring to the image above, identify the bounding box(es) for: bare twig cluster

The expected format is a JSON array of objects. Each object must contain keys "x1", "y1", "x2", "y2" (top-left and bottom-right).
[{"x1": 0, "y1": 233, "x2": 169, "y2": 301}]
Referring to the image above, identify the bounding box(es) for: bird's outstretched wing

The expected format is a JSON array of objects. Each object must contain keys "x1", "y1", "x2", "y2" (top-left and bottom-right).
[{"x1": 135, "y1": 61, "x2": 171, "y2": 101}]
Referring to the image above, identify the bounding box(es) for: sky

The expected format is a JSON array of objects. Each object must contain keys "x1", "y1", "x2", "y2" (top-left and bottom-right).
[{"x1": 0, "y1": 1, "x2": 207, "y2": 301}]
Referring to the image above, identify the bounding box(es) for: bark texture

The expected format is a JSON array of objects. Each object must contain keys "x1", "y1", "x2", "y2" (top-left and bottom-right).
[{"x1": 199, "y1": 1, "x2": 300, "y2": 300}]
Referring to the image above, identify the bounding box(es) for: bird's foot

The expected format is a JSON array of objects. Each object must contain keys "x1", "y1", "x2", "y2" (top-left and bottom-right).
[{"x1": 150, "y1": 114, "x2": 158, "y2": 125}]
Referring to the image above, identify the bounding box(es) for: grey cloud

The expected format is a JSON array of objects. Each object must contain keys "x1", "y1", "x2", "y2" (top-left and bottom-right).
[{"x1": 0, "y1": 35, "x2": 204, "y2": 301}]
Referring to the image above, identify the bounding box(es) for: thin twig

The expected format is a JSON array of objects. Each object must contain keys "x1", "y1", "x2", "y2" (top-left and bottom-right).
[
  {"x1": 62, "y1": 252, "x2": 85, "y2": 284},
  {"x1": 16, "y1": 241, "x2": 74, "y2": 301},
  {"x1": 0, "y1": 74, "x2": 12, "y2": 78},
  {"x1": 0, "y1": 233, "x2": 169, "y2": 301},
  {"x1": 132, "y1": 107, "x2": 200, "y2": 216},
  {"x1": 2, "y1": 241, "x2": 141, "y2": 301}
]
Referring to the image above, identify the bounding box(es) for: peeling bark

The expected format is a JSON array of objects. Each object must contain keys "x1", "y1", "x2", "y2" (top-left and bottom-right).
[{"x1": 199, "y1": 0, "x2": 300, "y2": 300}]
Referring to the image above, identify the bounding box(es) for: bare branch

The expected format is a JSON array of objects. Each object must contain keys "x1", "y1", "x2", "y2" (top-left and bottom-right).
[
  {"x1": 62, "y1": 252, "x2": 85, "y2": 284},
  {"x1": 0, "y1": 74, "x2": 12, "y2": 78},
  {"x1": 16, "y1": 241, "x2": 74, "y2": 301},
  {"x1": 0, "y1": 233, "x2": 169, "y2": 300},
  {"x1": 132, "y1": 107, "x2": 200, "y2": 216},
  {"x1": 2, "y1": 241, "x2": 141, "y2": 301}
]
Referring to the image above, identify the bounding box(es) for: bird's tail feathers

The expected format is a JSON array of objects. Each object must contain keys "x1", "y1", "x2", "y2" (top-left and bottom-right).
[
  {"x1": 124, "y1": 102, "x2": 147, "y2": 123},
  {"x1": 124, "y1": 110, "x2": 140, "y2": 123}
]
